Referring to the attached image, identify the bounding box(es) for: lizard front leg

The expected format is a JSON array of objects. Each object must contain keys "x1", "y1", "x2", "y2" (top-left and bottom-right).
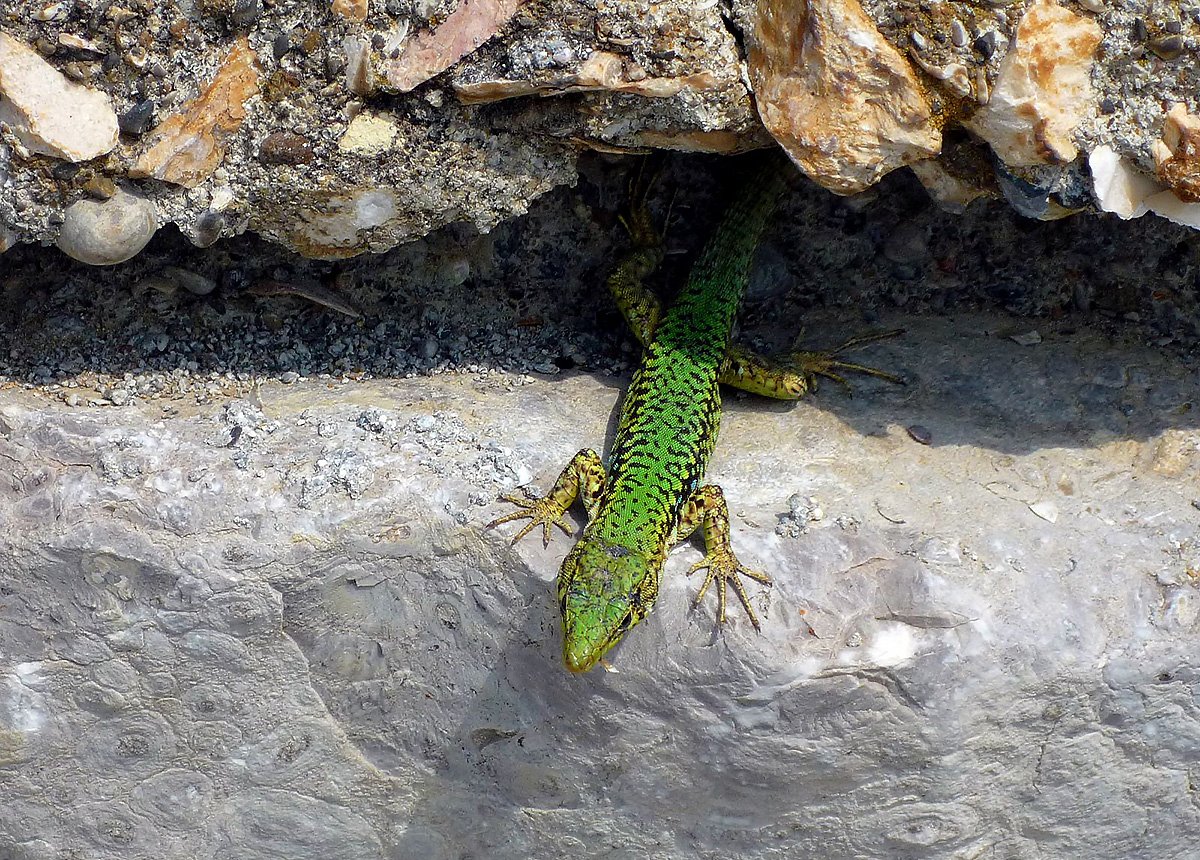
[
  {"x1": 719, "y1": 329, "x2": 906, "y2": 399},
  {"x1": 673, "y1": 485, "x2": 772, "y2": 629},
  {"x1": 486, "y1": 449, "x2": 606, "y2": 547}
]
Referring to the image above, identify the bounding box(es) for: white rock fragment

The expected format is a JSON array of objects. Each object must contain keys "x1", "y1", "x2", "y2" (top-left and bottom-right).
[
  {"x1": 1009, "y1": 330, "x2": 1042, "y2": 346},
  {"x1": 1090, "y1": 145, "x2": 1200, "y2": 229},
  {"x1": 964, "y1": 0, "x2": 1101, "y2": 166},
  {"x1": 0, "y1": 32, "x2": 119, "y2": 162},
  {"x1": 1029, "y1": 500, "x2": 1059, "y2": 523},
  {"x1": 56, "y1": 188, "x2": 159, "y2": 265}
]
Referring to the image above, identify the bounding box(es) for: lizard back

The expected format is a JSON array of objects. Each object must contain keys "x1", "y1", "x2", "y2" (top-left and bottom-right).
[{"x1": 589, "y1": 159, "x2": 790, "y2": 557}]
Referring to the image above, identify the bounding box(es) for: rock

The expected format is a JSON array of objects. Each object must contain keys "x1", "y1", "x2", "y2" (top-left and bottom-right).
[
  {"x1": 55, "y1": 189, "x2": 159, "y2": 265},
  {"x1": 330, "y1": 0, "x2": 368, "y2": 23},
  {"x1": 1, "y1": 0, "x2": 1200, "y2": 254},
  {"x1": 744, "y1": 0, "x2": 942, "y2": 194},
  {"x1": 1153, "y1": 103, "x2": 1200, "y2": 204},
  {"x1": 963, "y1": 0, "x2": 1102, "y2": 167},
  {"x1": 0, "y1": 316, "x2": 1197, "y2": 858},
  {"x1": 258, "y1": 132, "x2": 315, "y2": 165},
  {"x1": 383, "y1": 0, "x2": 521, "y2": 93},
  {"x1": 1090, "y1": 145, "x2": 1200, "y2": 229},
  {"x1": 336, "y1": 113, "x2": 398, "y2": 156},
  {"x1": 0, "y1": 31, "x2": 118, "y2": 162},
  {"x1": 130, "y1": 38, "x2": 262, "y2": 188}
]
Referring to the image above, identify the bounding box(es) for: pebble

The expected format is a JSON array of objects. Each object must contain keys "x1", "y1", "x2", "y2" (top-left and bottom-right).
[
  {"x1": 258, "y1": 132, "x2": 314, "y2": 165},
  {"x1": 882, "y1": 221, "x2": 930, "y2": 268},
  {"x1": 907, "y1": 424, "x2": 933, "y2": 445},
  {"x1": 973, "y1": 31, "x2": 997, "y2": 60},
  {"x1": 56, "y1": 189, "x2": 159, "y2": 266},
  {"x1": 950, "y1": 20, "x2": 968, "y2": 48},
  {"x1": 1148, "y1": 35, "x2": 1184, "y2": 61},
  {"x1": 280, "y1": 371, "x2": 300, "y2": 384},
  {"x1": 1009, "y1": 330, "x2": 1042, "y2": 346},
  {"x1": 118, "y1": 100, "x2": 156, "y2": 136},
  {"x1": 193, "y1": 211, "x2": 226, "y2": 248}
]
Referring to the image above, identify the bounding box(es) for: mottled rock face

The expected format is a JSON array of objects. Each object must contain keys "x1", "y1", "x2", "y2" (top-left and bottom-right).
[
  {"x1": 0, "y1": 313, "x2": 1197, "y2": 858},
  {"x1": 0, "y1": 0, "x2": 1198, "y2": 261}
]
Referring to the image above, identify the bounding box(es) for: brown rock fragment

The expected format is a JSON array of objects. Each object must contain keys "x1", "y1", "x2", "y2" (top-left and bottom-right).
[
  {"x1": 453, "y1": 50, "x2": 720, "y2": 105},
  {"x1": 384, "y1": 0, "x2": 522, "y2": 93},
  {"x1": 258, "y1": 132, "x2": 314, "y2": 165},
  {"x1": 1153, "y1": 103, "x2": 1200, "y2": 204},
  {"x1": 130, "y1": 37, "x2": 262, "y2": 188},
  {"x1": 331, "y1": 0, "x2": 368, "y2": 23},
  {"x1": 745, "y1": 0, "x2": 941, "y2": 195},
  {"x1": 963, "y1": 0, "x2": 1101, "y2": 166}
]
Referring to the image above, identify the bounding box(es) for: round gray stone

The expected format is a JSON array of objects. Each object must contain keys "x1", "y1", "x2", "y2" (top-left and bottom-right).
[{"x1": 56, "y1": 189, "x2": 158, "y2": 265}]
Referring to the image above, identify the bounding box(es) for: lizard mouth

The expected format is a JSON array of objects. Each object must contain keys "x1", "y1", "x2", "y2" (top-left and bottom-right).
[{"x1": 562, "y1": 612, "x2": 634, "y2": 673}]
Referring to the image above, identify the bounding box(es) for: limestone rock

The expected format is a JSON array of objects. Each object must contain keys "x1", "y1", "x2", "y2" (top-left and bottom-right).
[
  {"x1": 130, "y1": 38, "x2": 262, "y2": 189},
  {"x1": 745, "y1": 0, "x2": 942, "y2": 195},
  {"x1": 0, "y1": 31, "x2": 117, "y2": 162},
  {"x1": 1090, "y1": 145, "x2": 1200, "y2": 229},
  {"x1": 0, "y1": 313, "x2": 1197, "y2": 858},
  {"x1": 963, "y1": 0, "x2": 1101, "y2": 167},
  {"x1": 55, "y1": 189, "x2": 159, "y2": 265}
]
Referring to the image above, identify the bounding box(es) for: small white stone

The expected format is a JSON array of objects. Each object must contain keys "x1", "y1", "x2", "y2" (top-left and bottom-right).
[
  {"x1": 1009, "y1": 330, "x2": 1042, "y2": 346},
  {"x1": 950, "y1": 20, "x2": 969, "y2": 48},
  {"x1": 1029, "y1": 501, "x2": 1059, "y2": 523}
]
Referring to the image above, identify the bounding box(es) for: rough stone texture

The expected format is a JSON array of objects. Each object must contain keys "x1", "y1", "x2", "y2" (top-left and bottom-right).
[
  {"x1": 962, "y1": 0, "x2": 1102, "y2": 167},
  {"x1": 0, "y1": 30, "x2": 118, "y2": 162},
  {"x1": 0, "y1": 150, "x2": 1198, "y2": 857},
  {"x1": 0, "y1": 312, "x2": 1197, "y2": 858},
  {"x1": 1, "y1": 0, "x2": 1199, "y2": 260}
]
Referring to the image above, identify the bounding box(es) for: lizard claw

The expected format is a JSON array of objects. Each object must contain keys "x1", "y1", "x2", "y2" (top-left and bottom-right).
[
  {"x1": 486, "y1": 490, "x2": 575, "y2": 548},
  {"x1": 686, "y1": 547, "x2": 773, "y2": 631},
  {"x1": 787, "y1": 328, "x2": 907, "y2": 392}
]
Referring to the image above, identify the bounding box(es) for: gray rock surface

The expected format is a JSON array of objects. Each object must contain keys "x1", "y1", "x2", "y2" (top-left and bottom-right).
[{"x1": 1, "y1": 310, "x2": 1198, "y2": 858}]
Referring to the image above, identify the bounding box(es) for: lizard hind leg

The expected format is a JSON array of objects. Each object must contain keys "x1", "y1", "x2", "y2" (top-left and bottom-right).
[
  {"x1": 486, "y1": 449, "x2": 606, "y2": 548},
  {"x1": 673, "y1": 485, "x2": 773, "y2": 630},
  {"x1": 608, "y1": 158, "x2": 670, "y2": 347}
]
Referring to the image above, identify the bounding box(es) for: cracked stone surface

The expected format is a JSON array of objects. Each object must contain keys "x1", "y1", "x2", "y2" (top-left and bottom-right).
[{"x1": 1, "y1": 309, "x2": 1198, "y2": 858}]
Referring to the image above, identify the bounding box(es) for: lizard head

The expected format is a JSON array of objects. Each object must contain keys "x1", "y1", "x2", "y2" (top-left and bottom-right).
[{"x1": 556, "y1": 537, "x2": 659, "y2": 673}]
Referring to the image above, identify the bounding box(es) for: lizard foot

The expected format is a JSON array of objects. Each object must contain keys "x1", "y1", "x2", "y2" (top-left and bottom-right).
[
  {"x1": 486, "y1": 489, "x2": 575, "y2": 548},
  {"x1": 788, "y1": 328, "x2": 906, "y2": 393},
  {"x1": 686, "y1": 546, "x2": 773, "y2": 631}
]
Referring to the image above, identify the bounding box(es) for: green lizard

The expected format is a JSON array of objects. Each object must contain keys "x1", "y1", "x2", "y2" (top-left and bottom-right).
[{"x1": 489, "y1": 154, "x2": 902, "y2": 672}]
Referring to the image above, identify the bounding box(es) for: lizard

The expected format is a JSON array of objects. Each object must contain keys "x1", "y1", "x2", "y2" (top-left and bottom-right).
[{"x1": 488, "y1": 153, "x2": 903, "y2": 673}]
